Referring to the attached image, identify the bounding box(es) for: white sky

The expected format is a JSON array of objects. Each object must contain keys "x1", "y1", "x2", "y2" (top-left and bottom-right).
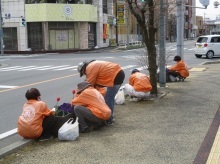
[{"x1": 196, "y1": 0, "x2": 220, "y2": 20}]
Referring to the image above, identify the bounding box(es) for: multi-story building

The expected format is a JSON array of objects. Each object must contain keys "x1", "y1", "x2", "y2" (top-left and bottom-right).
[
  {"x1": 1, "y1": 0, "x2": 119, "y2": 52},
  {"x1": 166, "y1": 0, "x2": 196, "y2": 41}
]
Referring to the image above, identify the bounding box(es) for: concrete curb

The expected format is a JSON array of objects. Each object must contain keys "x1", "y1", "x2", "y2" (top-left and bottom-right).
[{"x1": 0, "y1": 138, "x2": 33, "y2": 158}]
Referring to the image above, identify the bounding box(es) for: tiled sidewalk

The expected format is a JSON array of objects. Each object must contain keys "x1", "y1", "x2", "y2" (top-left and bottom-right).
[{"x1": 207, "y1": 126, "x2": 220, "y2": 164}]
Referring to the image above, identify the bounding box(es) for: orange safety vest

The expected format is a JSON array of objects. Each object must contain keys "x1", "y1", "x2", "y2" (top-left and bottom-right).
[
  {"x1": 17, "y1": 100, "x2": 54, "y2": 139},
  {"x1": 72, "y1": 87, "x2": 111, "y2": 120},
  {"x1": 168, "y1": 60, "x2": 189, "y2": 78},
  {"x1": 86, "y1": 60, "x2": 121, "y2": 87},
  {"x1": 129, "y1": 72, "x2": 152, "y2": 92}
]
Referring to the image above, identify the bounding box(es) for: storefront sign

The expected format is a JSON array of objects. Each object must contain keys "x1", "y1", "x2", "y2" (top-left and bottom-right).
[
  {"x1": 117, "y1": 4, "x2": 125, "y2": 24},
  {"x1": 108, "y1": 16, "x2": 114, "y2": 25}
]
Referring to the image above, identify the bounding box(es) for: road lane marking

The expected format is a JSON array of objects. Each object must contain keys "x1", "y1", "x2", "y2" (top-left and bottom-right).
[
  {"x1": 0, "y1": 85, "x2": 18, "y2": 88},
  {"x1": 37, "y1": 65, "x2": 70, "y2": 70},
  {"x1": 121, "y1": 65, "x2": 137, "y2": 69},
  {"x1": 18, "y1": 65, "x2": 53, "y2": 71},
  {"x1": 54, "y1": 66, "x2": 77, "y2": 70},
  {"x1": 0, "y1": 74, "x2": 78, "y2": 93},
  {"x1": 0, "y1": 66, "x2": 23, "y2": 71}
]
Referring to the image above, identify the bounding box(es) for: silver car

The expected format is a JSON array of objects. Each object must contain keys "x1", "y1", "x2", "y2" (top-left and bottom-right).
[{"x1": 194, "y1": 35, "x2": 220, "y2": 59}]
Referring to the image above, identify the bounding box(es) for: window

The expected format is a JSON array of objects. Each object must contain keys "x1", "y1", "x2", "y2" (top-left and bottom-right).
[
  {"x1": 197, "y1": 37, "x2": 208, "y2": 43},
  {"x1": 3, "y1": 28, "x2": 18, "y2": 51},
  {"x1": 103, "y1": 0, "x2": 107, "y2": 14},
  {"x1": 211, "y1": 37, "x2": 219, "y2": 43}
]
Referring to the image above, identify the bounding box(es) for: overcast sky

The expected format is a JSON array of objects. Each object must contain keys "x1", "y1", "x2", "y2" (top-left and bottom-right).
[{"x1": 196, "y1": 0, "x2": 220, "y2": 20}]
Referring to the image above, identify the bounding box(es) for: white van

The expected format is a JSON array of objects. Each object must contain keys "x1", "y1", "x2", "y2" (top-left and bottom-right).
[{"x1": 194, "y1": 35, "x2": 220, "y2": 59}]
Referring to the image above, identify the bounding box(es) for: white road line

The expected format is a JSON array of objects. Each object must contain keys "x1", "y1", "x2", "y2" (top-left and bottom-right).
[
  {"x1": 54, "y1": 66, "x2": 77, "y2": 70},
  {"x1": 136, "y1": 66, "x2": 148, "y2": 70},
  {"x1": 37, "y1": 65, "x2": 70, "y2": 70},
  {"x1": 121, "y1": 65, "x2": 137, "y2": 70},
  {"x1": 18, "y1": 65, "x2": 53, "y2": 71},
  {"x1": 6, "y1": 66, "x2": 37, "y2": 71},
  {"x1": 0, "y1": 85, "x2": 18, "y2": 88},
  {"x1": 0, "y1": 66, "x2": 23, "y2": 71},
  {"x1": 0, "y1": 128, "x2": 17, "y2": 140}
]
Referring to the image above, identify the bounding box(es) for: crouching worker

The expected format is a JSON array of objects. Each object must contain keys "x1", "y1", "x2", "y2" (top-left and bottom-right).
[
  {"x1": 167, "y1": 55, "x2": 189, "y2": 81},
  {"x1": 72, "y1": 81, "x2": 111, "y2": 133},
  {"x1": 124, "y1": 69, "x2": 152, "y2": 101},
  {"x1": 17, "y1": 88, "x2": 75, "y2": 141}
]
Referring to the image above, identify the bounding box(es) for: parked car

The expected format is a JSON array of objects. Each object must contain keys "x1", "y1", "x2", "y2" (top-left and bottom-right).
[{"x1": 194, "y1": 35, "x2": 220, "y2": 59}]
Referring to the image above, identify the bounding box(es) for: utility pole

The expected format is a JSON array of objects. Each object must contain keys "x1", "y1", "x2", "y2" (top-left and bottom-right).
[
  {"x1": 159, "y1": 0, "x2": 166, "y2": 87},
  {"x1": 126, "y1": 4, "x2": 129, "y2": 48},
  {"x1": 0, "y1": 0, "x2": 4, "y2": 56},
  {"x1": 115, "y1": 0, "x2": 118, "y2": 46},
  {"x1": 176, "y1": 0, "x2": 184, "y2": 59}
]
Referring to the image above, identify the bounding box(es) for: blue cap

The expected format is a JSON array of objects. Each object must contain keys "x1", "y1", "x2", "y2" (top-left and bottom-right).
[{"x1": 131, "y1": 69, "x2": 139, "y2": 74}]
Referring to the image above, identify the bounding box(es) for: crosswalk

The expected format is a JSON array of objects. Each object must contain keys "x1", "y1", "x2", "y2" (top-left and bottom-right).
[
  {"x1": 0, "y1": 65, "x2": 78, "y2": 72},
  {"x1": 0, "y1": 64, "x2": 148, "y2": 72}
]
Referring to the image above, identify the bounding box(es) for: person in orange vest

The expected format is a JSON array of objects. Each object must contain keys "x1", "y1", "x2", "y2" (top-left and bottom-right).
[
  {"x1": 17, "y1": 88, "x2": 74, "y2": 141},
  {"x1": 124, "y1": 69, "x2": 152, "y2": 101},
  {"x1": 72, "y1": 81, "x2": 111, "y2": 133},
  {"x1": 77, "y1": 60, "x2": 125, "y2": 125},
  {"x1": 167, "y1": 55, "x2": 189, "y2": 81}
]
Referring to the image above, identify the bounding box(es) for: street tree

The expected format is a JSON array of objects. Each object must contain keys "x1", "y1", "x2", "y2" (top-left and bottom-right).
[
  {"x1": 126, "y1": 0, "x2": 159, "y2": 95},
  {"x1": 126, "y1": 0, "x2": 176, "y2": 96}
]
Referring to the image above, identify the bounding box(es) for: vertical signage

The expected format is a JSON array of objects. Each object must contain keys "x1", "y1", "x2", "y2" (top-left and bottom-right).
[{"x1": 117, "y1": 4, "x2": 125, "y2": 24}]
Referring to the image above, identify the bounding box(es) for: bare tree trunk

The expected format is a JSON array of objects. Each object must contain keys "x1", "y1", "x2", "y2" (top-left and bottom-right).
[
  {"x1": 145, "y1": 1, "x2": 157, "y2": 95},
  {"x1": 127, "y1": 0, "x2": 158, "y2": 95}
]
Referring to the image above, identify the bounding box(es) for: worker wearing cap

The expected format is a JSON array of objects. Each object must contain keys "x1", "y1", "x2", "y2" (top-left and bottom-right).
[
  {"x1": 124, "y1": 69, "x2": 152, "y2": 100},
  {"x1": 72, "y1": 81, "x2": 111, "y2": 133},
  {"x1": 77, "y1": 60, "x2": 125, "y2": 125}
]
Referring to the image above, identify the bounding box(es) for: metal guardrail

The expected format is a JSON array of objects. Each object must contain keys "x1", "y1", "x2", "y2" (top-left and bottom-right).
[{"x1": 118, "y1": 41, "x2": 142, "y2": 49}]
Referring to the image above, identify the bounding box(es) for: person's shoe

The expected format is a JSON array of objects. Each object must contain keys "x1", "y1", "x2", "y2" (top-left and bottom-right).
[
  {"x1": 105, "y1": 120, "x2": 114, "y2": 125},
  {"x1": 38, "y1": 135, "x2": 53, "y2": 142},
  {"x1": 129, "y1": 97, "x2": 141, "y2": 102},
  {"x1": 93, "y1": 121, "x2": 106, "y2": 130},
  {"x1": 79, "y1": 127, "x2": 91, "y2": 133}
]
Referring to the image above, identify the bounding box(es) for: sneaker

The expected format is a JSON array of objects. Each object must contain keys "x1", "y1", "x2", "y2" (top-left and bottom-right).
[
  {"x1": 38, "y1": 135, "x2": 53, "y2": 142},
  {"x1": 177, "y1": 76, "x2": 185, "y2": 82},
  {"x1": 79, "y1": 127, "x2": 91, "y2": 133},
  {"x1": 129, "y1": 97, "x2": 141, "y2": 102},
  {"x1": 105, "y1": 120, "x2": 114, "y2": 125}
]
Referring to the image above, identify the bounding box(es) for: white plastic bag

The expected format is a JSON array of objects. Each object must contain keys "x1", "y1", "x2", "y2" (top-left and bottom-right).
[
  {"x1": 115, "y1": 86, "x2": 125, "y2": 105},
  {"x1": 58, "y1": 117, "x2": 79, "y2": 141}
]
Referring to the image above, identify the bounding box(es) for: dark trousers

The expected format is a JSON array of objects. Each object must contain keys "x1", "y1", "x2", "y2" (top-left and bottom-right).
[
  {"x1": 167, "y1": 70, "x2": 181, "y2": 78},
  {"x1": 74, "y1": 105, "x2": 104, "y2": 129},
  {"x1": 42, "y1": 113, "x2": 76, "y2": 138}
]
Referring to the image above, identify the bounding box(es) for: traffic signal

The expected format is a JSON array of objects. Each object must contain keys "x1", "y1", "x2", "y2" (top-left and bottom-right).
[{"x1": 21, "y1": 18, "x2": 26, "y2": 27}]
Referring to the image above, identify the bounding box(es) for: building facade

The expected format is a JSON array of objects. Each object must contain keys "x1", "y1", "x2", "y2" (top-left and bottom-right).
[{"x1": 1, "y1": 0, "x2": 119, "y2": 52}]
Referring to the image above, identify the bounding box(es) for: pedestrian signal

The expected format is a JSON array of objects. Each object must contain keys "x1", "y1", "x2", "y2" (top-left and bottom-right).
[{"x1": 21, "y1": 18, "x2": 26, "y2": 27}]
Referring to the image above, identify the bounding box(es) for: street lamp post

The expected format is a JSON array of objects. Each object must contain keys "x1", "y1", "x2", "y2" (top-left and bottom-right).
[
  {"x1": 158, "y1": 0, "x2": 166, "y2": 87},
  {"x1": 176, "y1": 0, "x2": 184, "y2": 59}
]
